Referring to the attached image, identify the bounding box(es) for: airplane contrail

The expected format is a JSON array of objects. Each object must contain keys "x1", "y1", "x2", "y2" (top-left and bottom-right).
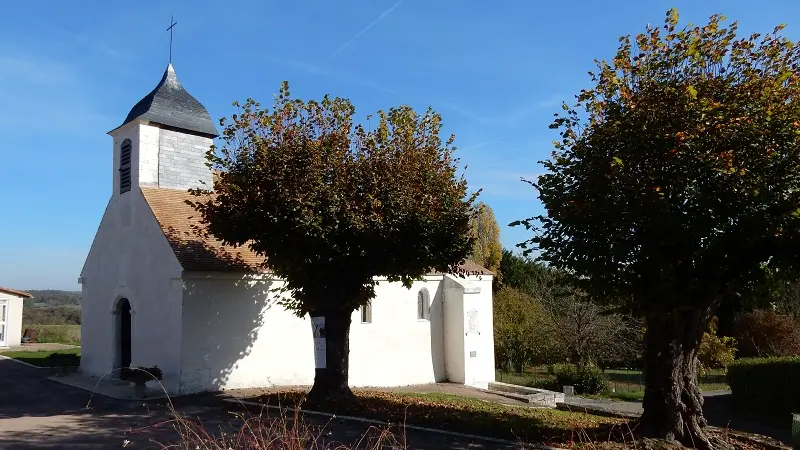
[{"x1": 323, "y1": 0, "x2": 406, "y2": 64}]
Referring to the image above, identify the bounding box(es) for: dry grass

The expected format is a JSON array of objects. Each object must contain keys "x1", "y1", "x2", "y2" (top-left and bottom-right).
[
  {"x1": 149, "y1": 403, "x2": 778, "y2": 450},
  {"x1": 90, "y1": 372, "x2": 778, "y2": 450},
  {"x1": 154, "y1": 407, "x2": 409, "y2": 449}
]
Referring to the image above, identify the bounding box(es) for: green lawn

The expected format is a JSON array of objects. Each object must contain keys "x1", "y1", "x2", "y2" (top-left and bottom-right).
[
  {"x1": 496, "y1": 366, "x2": 730, "y2": 403},
  {"x1": 0, "y1": 348, "x2": 81, "y2": 367},
  {"x1": 22, "y1": 324, "x2": 81, "y2": 345}
]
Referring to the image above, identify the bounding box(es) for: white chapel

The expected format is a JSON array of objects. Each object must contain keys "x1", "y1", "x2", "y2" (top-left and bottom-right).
[{"x1": 78, "y1": 63, "x2": 496, "y2": 395}]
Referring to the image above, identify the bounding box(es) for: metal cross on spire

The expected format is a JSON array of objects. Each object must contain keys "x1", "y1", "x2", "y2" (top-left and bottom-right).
[{"x1": 166, "y1": 15, "x2": 178, "y2": 63}]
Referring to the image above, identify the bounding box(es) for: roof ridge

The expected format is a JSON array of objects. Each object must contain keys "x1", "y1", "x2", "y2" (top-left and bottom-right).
[{"x1": 0, "y1": 286, "x2": 33, "y2": 298}]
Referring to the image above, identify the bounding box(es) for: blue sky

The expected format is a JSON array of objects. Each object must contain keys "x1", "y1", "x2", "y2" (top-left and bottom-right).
[{"x1": 0, "y1": 1, "x2": 796, "y2": 290}]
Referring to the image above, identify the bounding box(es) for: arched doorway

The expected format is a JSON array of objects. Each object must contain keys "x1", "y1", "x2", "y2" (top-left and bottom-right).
[{"x1": 116, "y1": 298, "x2": 132, "y2": 369}]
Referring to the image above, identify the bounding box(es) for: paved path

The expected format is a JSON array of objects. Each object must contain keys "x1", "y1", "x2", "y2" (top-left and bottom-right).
[
  {"x1": 0, "y1": 358, "x2": 525, "y2": 449},
  {"x1": 562, "y1": 391, "x2": 790, "y2": 445}
]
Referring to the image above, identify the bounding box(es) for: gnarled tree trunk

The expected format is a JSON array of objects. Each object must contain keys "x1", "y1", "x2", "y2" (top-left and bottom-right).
[
  {"x1": 639, "y1": 308, "x2": 717, "y2": 449},
  {"x1": 305, "y1": 306, "x2": 357, "y2": 408}
]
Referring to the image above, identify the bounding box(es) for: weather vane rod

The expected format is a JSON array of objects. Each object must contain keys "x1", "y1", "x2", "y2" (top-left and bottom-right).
[{"x1": 167, "y1": 15, "x2": 178, "y2": 63}]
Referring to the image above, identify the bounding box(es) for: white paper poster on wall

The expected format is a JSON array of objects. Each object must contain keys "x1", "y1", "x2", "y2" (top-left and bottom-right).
[{"x1": 311, "y1": 316, "x2": 327, "y2": 369}]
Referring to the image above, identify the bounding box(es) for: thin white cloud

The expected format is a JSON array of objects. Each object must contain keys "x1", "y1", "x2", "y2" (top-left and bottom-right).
[
  {"x1": 265, "y1": 55, "x2": 399, "y2": 95},
  {"x1": 323, "y1": 0, "x2": 406, "y2": 64},
  {"x1": 0, "y1": 55, "x2": 77, "y2": 86},
  {"x1": 66, "y1": 31, "x2": 128, "y2": 61},
  {"x1": 0, "y1": 52, "x2": 110, "y2": 133},
  {"x1": 436, "y1": 94, "x2": 565, "y2": 127}
]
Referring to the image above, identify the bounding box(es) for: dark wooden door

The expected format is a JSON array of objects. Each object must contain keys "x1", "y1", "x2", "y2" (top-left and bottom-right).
[{"x1": 120, "y1": 299, "x2": 132, "y2": 368}]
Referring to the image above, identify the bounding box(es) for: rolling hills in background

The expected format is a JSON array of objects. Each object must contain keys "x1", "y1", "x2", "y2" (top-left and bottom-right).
[{"x1": 23, "y1": 290, "x2": 81, "y2": 325}]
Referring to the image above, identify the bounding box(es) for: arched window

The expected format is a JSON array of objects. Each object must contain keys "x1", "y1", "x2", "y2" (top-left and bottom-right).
[
  {"x1": 360, "y1": 301, "x2": 372, "y2": 324},
  {"x1": 119, "y1": 139, "x2": 132, "y2": 194},
  {"x1": 417, "y1": 288, "x2": 430, "y2": 321}
]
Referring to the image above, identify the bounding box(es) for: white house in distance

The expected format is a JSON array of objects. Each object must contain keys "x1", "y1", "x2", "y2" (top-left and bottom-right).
[
  {"x1": 79, "y1": 63, "x2": 496, "y2": 396},
  {"x1": 0, "y1": 287, "x2": 31, "y2": 348}
]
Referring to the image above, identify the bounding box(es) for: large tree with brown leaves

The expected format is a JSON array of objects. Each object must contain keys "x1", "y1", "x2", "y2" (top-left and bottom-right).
[
  {"x1": 515, "y1": 10, "x2": 800, "y2": 448},
  {"x1": 190, "y1": 82, "x2": 477, "y2": 406}
]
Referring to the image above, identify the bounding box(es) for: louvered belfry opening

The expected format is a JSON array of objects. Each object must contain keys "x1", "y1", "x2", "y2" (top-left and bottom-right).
[{"x1": 119, "y1": 139, "x2": 132, "y2": 194}]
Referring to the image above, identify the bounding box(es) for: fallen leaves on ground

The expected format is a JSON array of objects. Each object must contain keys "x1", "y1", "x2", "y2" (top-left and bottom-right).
[{"x1": 247, "y1": 389, "x2": 630, "y2": 445}]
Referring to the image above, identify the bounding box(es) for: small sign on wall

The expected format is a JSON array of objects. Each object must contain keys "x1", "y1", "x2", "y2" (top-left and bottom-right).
[
  {"x1": 311, "y1": 316, "x2": 326, "y2": 369},
  {"x1": 467, "y1": 309, "x2": 480, "y2": 335}
]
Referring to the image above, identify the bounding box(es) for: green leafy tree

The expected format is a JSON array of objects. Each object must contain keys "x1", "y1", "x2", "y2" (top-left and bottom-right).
[
  {"x1": 493, "y1": 287, "x2": 553, "y2": 372},
  {"x1": 190, "y1": 82, "x2": 477, "y2": 405},
  {"x1": 499, "y1": 251, "x2": 643, "y2": 367},
  {"x1": 515, "y1": 10, "x2": 800, "y2": 447},
  {"x1": 497, "y1": 249, "x2": 551, "y2": 294},
  {"x1": 469, "y1": 202, "x2": 502, "y2": 275}
]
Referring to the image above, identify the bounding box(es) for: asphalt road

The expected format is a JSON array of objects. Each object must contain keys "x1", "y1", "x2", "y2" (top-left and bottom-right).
[{"x1": 0, "y1": 358, "x2": 524, "y2": 449}]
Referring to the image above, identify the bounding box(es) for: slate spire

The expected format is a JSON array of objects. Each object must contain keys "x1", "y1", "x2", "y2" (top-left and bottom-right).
[{"x1": 119, "y1": 63, "x2": 218, "y2": 137}]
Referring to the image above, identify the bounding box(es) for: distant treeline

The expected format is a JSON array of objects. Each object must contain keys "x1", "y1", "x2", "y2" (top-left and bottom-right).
[
  {"x1": 22, "y1": 290, "x2": 82, "y2": 326},
  {"x1": 24, "y1": 290, "x2": 81, "y2": 308},
  {"x1": 23, "y1": 306, "x2": 81, "y2": 325}
]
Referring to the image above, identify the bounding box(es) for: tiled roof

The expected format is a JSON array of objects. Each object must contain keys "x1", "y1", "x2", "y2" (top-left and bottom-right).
[
  {"x1": 141, "y1": 187, "x2": 493, "y2": 276},
  {"x1": 119, "y1": 64, "x2": 218, "y2": 138},
  {"x1": 0, "y1": 287, "x2": 33, "y2": 298},
  {"x1": 141, "y1": 187, "x2": 268, "y2": 273}
]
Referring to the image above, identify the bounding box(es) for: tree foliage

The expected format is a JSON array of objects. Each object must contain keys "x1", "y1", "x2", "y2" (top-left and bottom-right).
[
  {"x1": 544, "y1": 290, "x2": 644, "y2": 368},
  {"x1": 497, "y1": 249, "x2": 553, "y2": 294},
  {"x1": 734, "y1": 309, "x2": 800, "y2": 357},
  {"x1": 469, "y1": 202, "x2": 502, "y2": 275},
  {"x1": 515, "y1": 9, "x2": 800, "y2": 447},
  {"x1": 190, "y1": 82, "x2": 477, "y2": 404},
  {"x1": 493, "y1": 287, "x2": 552, "y2": 372},
  {"x1": 22, "y1": 306, "x2": 81, "y2": 326},
  {"x1": 23, "y1": 290, "x2": 81, "y2": 308},
  {"x1": 697, "y1": 319, "x2": 737, "y2": 374},
  {"x1": 495, "y1": 250, "x2": 643, "y2": 369}
]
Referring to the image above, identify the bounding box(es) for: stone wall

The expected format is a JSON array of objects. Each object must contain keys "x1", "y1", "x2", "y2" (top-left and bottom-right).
[{"x1": 158, "y1": 128, "x2": 213, "y2": 190}]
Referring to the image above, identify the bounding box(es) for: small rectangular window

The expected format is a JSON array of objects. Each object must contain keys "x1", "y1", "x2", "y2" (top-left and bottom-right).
[{"x1": 360, "y1": 301, "x2": 372, "y2": 324}]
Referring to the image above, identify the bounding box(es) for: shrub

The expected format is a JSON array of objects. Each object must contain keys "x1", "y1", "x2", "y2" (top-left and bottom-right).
[
  {"x1": 727, "y1": 356, "x2": 800, "y2": 414},
  {"x1": 550, "y1": 363, "x2": 607, "y2": 395},
  {"x1": 44, "y1": 352, "x2": 80, "y2": 367},
  {"x1": 24, "y1": 324, "x2": 81, "y2": 345},
  {"x1": 734, "y1": 309, "x2": 800, "y2": 357},
  {"x1": 697, "y1": 321, "x2": 737, "y2": 374}
]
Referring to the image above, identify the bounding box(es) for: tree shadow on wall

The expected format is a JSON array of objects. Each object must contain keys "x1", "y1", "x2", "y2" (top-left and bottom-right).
[{"x1": 161, "y1": 226, "x2": 310, "y2": 395}]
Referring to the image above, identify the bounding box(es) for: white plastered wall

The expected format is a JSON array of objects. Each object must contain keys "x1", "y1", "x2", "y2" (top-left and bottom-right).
[
  {"x1": 179, "y1": 275, "x2": 455, "y2": 393},
  {"x1": 79, "y1": 122, "x2": 185, "y2": 391},
  {"x1": 0, "y1": 292, "x2": 24, "y2": 347},
  {"x1": 443, "y1": 274, "x2": 496, "y2": 389}
]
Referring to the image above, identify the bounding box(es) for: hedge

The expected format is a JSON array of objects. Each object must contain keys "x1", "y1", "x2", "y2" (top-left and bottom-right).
[{"x1": 727, "y1": 356, "x2": 800, "y2": 414}]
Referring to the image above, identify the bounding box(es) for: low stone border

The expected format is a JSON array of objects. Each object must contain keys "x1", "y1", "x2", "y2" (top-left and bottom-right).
[
  {"x1": 556, "y1": 402, "x2": 639, "y2": 419},
  {"x1": 222, "y1": 398, "x2": 564, "y2": 450}
]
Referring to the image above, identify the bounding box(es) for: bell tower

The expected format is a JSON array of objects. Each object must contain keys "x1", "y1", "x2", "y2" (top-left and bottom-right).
[{"x1": 107, "y1": 63, "x2": 218, "y2": 195}]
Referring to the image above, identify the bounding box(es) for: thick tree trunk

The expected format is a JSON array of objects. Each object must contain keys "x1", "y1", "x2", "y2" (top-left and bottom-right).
[
  {"x1": 305, "y1": 307, "x2": 357, "y2": 408},
  {"x1": 639, "y1": 309, "x2": 721, "y2": 449}
]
